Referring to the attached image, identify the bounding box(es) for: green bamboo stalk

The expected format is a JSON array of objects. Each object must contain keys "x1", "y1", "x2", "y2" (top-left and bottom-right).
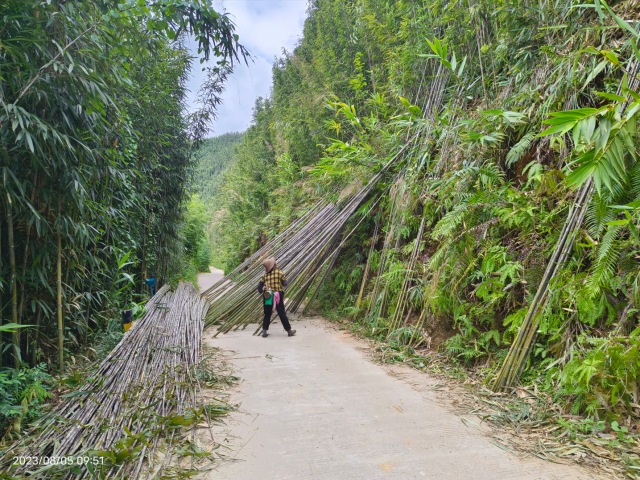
[
  {"x1": 17, "y1": 172, "x2": 37, "y2": 358},
  {"x1": 355, "y1": 220, "x2": 379, "y2": 309},
  {"x1": 6, "y1": 197, "x2": 19, "y2": 368},
  {"x1": 57, "y1": 197, "x2": 64, "y2": 374},
  {"x1": 30, "y1": 305, "x2": 41, "y2": 367}
]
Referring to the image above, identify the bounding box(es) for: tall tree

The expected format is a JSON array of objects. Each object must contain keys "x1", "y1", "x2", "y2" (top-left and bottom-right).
[{"x1": 0, "y1": 0, "x2": 246, "y2": 370}]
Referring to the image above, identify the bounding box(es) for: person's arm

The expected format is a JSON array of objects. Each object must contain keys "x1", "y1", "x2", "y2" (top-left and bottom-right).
[
  {"x1": 257, "y1": 281, "x2": 264, "y2": 294},
  {"x1": 281, "y1": 272, "x2": 288, "y2": 287}
]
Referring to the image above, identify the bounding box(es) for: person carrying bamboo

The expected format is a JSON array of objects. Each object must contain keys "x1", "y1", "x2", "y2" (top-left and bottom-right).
[{"x1": 257, "y1": 257, "x2": 296, "y2": 338}]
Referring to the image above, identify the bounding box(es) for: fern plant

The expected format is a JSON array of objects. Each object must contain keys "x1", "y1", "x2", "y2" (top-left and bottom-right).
[
  {"x1": 586, "y1": 224, "x2": 623, "y2": 299},
  {"x1": 506, "y1": 132, "x2": 536, "y2": 168},
  {"x1": 556, "y1": 329, "x2": 640, "y2": 418}
]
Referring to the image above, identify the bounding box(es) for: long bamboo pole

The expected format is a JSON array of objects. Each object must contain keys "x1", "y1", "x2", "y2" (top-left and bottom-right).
[
  {"x1": 366, "y1": 182, "x2": 402, "y2": 326},
  {"x1": 408, "y1": 309, "x2": 426, "y2": 348},
  {"x1": 6, "y1": 198, "x2": 19, "y2": 369},
  {"x1": 57, "y1": 197, "x2": 63, "y2": 374},
  {"x1": 387, "y1": 215, "x2": 426, "y2": 338},
  {"x1": 30, "y1": 306, "x2": 41, "y2": 367},
  {"x1": 355, "y1": 220, "x2": 379, "y2": 309},
  {"x1": 17, "y1": 172, "x2": 37, "y2": 358}
]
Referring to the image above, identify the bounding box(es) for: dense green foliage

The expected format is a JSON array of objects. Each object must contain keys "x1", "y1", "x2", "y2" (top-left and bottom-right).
[
  {"x1": 209, "y1": 0, "x2": 640, "y2": 426},
  {"x1": 194, "y1": 132, "x2": 243, "y2": 203},
  {"x1": 183, "y1": 194, "x2": 214, "y2": 279},
  {"x1": 209, "y1": 99, "x2": 320, "y2": 270},
  {"x1": 0, "y1": 364, "x2": 51, "y2": 439},
  {"x1": 0, "y1": 0, "x2": 244, "y2": 435}
]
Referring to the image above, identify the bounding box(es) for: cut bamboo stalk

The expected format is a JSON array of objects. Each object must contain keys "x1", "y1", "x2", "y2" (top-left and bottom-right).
[
  {"x1": 408, "y1": 309, "x2": 426, "y2": 348},
  {"x1": 6, "y1": 199, "x2": 19, "y2": 368},
  {"x1": 355, "y1": 220, "x2": 379, "y2": 309},
  {"x1": 57, "y1": 197, "x2": 63, "y2": 374},
  {"x1": 30, "y1": 306, "x2": 41, "y2": 367},
  {"x1": 387, "y1": 216, "x2": 425, "y2": 338}
]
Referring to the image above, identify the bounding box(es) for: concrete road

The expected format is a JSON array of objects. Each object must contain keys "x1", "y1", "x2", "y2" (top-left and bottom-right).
[
  {"x1": 198, "y1": 273, "x2": 590, "y2": 480},
  {"x1": 197, "y1": 267, "x2": 224, "y2": 292}
]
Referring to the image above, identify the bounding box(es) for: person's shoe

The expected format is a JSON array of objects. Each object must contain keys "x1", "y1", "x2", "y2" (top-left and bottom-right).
[
  {"x1": 288, "y1": 329, "x2": 296, "y2": 337},
  {"x1": 262, "y1": 330, "x2": 268, "y2": 338}
]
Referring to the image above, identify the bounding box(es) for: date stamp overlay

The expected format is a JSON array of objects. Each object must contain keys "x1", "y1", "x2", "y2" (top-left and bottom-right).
[{"x1": 13, "y1": 456, "x2": 105, "y2": 466}]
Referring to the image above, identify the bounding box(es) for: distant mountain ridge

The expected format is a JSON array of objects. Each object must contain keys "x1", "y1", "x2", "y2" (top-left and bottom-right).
[{"x1": 194, "y1": 132, "x2": 243, "y2": 201}]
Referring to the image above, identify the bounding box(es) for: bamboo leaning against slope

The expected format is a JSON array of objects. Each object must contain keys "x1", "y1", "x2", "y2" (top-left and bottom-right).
[
  {"x1": 204, "y1": 193, "x2": 370, "y2": 335},
  {"x1": 493, "y1": 61, "x2": 640, "y2": 390},
  {"x1": 201, "y1": 134, "x2": 421, "y2": 335},
  {"x1": 202, "y1": 59, "x2": 445, "y2": 335}
]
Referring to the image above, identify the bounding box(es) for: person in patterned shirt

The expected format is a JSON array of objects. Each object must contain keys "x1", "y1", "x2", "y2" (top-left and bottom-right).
[{"x1": 257, "y1": 257, "x2": 296, "y2": 338}]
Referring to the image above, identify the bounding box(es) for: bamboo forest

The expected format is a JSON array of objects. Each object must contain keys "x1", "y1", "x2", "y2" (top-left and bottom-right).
[{"x1": 3, "y1": 0, "x2": 640, "y2": 478}]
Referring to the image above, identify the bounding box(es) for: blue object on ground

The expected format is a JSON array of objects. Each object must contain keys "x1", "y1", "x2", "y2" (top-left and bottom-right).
[{"x1": 145, "y1": 277, "x2": 156, "y2": 297}]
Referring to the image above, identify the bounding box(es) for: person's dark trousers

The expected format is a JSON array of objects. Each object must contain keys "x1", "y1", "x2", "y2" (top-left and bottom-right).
[{"x1": 263, "y1": 291, "x2": 292, "y2": 331}]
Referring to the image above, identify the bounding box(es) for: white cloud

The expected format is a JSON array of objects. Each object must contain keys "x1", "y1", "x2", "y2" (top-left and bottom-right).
[{"x1": 185, "y1": 0, "x2": 308, "y2": 136}]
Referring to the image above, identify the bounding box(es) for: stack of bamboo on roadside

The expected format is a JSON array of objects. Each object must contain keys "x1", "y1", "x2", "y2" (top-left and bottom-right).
[{"x1": 1, "y1": 282, "x2": 211, "y2": 480}]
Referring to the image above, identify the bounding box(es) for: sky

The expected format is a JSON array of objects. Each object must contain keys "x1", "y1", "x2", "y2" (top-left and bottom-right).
[{"x1": 186, "y1": 0, "x2": 309, "y2": 137}]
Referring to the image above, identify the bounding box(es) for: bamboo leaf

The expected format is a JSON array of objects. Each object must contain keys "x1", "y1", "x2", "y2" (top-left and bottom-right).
[
  {"x1": 595, "y1": 118, "x2": 611, "y2": 153},
  {"x1": 537, "y1": 122, "x2": 574, "y2": 137},
  {"x1": 0, "y1": 323, "x2": 35, "y2": 333},
  {"x1": 565, "y1": 162, "x2": 597, "y2": 189},
  {"x1": 596, "y1": 92, "x2": 626, "y2": 102},
  {"x1": 582, "y1": 60, "x2": 607, "y2": 90},
  {"x1": 601, "y1": 0, "x2": 639, "y2": 38},
  {"x1": 605, "y1": 219, "x2": 629, "y2": 225}
]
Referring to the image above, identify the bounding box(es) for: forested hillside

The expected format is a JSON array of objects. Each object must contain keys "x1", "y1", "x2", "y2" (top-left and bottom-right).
[
  {"x1": 0, "y1": 0, "x2": 244, "y2": 436},
  {"x1": 194, "y1": 132, "x2": 243, "y2": 203},
  {"x1": 210, "y1": 0, "x2": 640, "y2": 448}
]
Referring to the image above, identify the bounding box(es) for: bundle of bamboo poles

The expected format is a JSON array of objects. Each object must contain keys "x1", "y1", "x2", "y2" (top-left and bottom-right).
[
  {"x1": 2, "y1": 282, "x2": 211, "y2": 480},
  {"x1": 386, "y1": 215, "x2": 426, "y2": 338},
  {"x1": 201, "y1": 53, "x2": 448, "y2": 336},
  {"x1": 365, "y1": 178, "x2": 407, "y2": 331},
  {"x1": 203, "y1": 190, "x2": 375, "y2": 335},
  {"x1": 201, "y1": 139, "x2": 422, "y2": 335},
  {"x1": 492, "y1": 179, "x2": 593, "y2": 390}
]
